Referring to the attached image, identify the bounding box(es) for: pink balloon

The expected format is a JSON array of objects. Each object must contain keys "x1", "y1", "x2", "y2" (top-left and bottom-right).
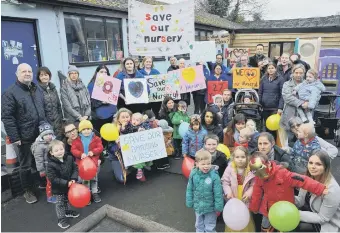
[{"x1": 223, "y1": 198, "x2": 250, "y2": 231}]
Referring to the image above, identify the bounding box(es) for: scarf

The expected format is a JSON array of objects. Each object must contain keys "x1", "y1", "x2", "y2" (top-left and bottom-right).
[
  {"x1": 80, "y1": 132, "x2": 94, "y2": 155},
  {"x1": 205, "y1": 124, "x2": 217, "y2": 134},
  {"x1": 66, "y1": 78, "x2": 91, "y2": 110},
  {"x1": 234, "y1": 130, "x2": 240, "y2": 143}
]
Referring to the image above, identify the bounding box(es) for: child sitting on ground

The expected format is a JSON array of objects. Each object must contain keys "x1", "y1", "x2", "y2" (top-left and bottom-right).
[
  {"x1": 186, "y1": 150, "x2": 224, "y2": 233},
  {"x1": 71, "y1": 120, "x2": 103, "y2": 204},
  {"x1": 155, "y1": 119, "x2": 173, "y2": 170},
  {"x1": 31, "y1": 122, "x2": 56, "y2": 203},
  {"x1": 47, "y1": 140, "x2": 79, "y2": 229},
  {"x1": 291, "y1": 123, "x2": 321, "y2": 174},
  {"x1": 182, "y1": 114, "x2": 208, "y2": 160}
]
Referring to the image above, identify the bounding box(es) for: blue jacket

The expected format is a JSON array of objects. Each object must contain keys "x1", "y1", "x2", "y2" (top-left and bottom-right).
[
  {"x1": 258, "y1": 74, "x2": 285, "y2": 110},
  {"x1": 186, "y1": 166, "x2": 224, "y2": 214},
  {"x1": 88, "y1": 80, "x2": 117, "y2": 119},
  {"x1": 182, "y1": 128, "x2": 208, "y2": 157},
  {"x1": 207, "y1": 62, "x2": 230, "y2": 75},
  {"x1": 294, "y1": 80, "x2": 326, "y2": 109},
  {"x1": 139, "y1": 68, "x2": 160, "y2": 76},
  {"x1": 207, "y1": 74, "x2": 233, "y2": 90},
  {"x1": 116, "y1": 71, "x2": 145, "y2": 95}
]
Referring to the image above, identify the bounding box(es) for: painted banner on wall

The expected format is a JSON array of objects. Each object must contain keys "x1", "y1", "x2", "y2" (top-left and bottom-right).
[
  {"x1": 124, "y1": 78, "x2": 149, "y2": 104},
  {"x1": 232, "y1": 68, "x2": 260, "y2": 89},
  {"x1": 128, "y1": 0, "x2": 195, "y2": 56},
  {"x1": 146, "y1": 74, "x2": 180, "y2": 102},
  {"x1": 207, "y1": 81, "x2": 228, "y2": 104},
  {"x1": 91, "y1": 74, "x2": 121, "y2": 105}
]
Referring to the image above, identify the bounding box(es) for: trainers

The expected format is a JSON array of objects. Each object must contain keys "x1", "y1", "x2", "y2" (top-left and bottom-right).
[
  {"x1": 97, "y1": 187, "x2": 101, "y2": 194},
  {"x1": 136, "y1": 169, "x2": 143, "y2": 179},
  {"x1": 47, "y1": 196, "x2": 57, "y2": 204},
  {"x1": 87, "y1": 201, "x2": 91, "y2": 206},
  {"x1": 65, "y1": 210, "x2": 80, "y2": 218},
  {"x1": 24, "y1": 191, "x2": 38, "y2": 204},
  {"x1": 92, "y1": 193, "x2": 102, "y2": 203},
  {"x1": 58, "y1": 218, "x2": 70, "y2": 229},
  {"x1": 157, "y1": 164, "x2": 170, "y2": 170}
]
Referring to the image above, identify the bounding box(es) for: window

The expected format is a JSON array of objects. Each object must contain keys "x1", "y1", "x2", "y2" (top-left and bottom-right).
[
  {"x1": 268, "y1": 42, "x2": 295, "y2": 59},
  {"x1": 64, "y1": 14, "x2": 123, "y2": 64},
  {"x1": 195, "y1": 29, "x2": 213, "y2": 41}
]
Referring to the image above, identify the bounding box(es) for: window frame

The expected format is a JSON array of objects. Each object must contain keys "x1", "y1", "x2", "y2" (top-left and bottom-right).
[{"x1": 268, "y1": 41, "x2": 295, "y2": 59}]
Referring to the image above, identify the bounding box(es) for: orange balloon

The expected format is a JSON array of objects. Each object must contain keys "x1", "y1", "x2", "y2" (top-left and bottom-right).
[
  {"x1": 182, "y1": 157, "x2": 195, "y2": 179},
  {"x1": 68, "y1": 183, "x2": 91, "y2": 208}
]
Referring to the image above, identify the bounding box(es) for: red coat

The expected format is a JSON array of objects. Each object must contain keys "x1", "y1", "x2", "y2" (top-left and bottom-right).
[
  {"x1": 249, "y1": 161, "x2": 325, "y2": 217},
  {"x1": 71, "y1": 135, "x2": 103, "y2": 166},
  {"x1": 234, "y1": 141, "x2": 248, "y2": 148}
]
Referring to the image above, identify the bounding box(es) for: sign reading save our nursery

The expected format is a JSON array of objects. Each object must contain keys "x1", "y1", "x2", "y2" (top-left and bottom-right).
[
  {"x1": 120, "y1": 128, "x2": 167, "y2": 167},
  {"x1": 146, "y1": 74, "x2": 180, "y2": 102},
  {"x1": 128, "y1": 0, "x2": 195, "y2": 56}
]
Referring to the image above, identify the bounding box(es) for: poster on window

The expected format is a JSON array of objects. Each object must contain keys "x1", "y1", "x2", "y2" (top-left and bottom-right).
[
  {"x1": 189, "y1": 41, "x2": 216, "y2": 63},
  {"x1": 146, "y1": 74, "x2": 180, "y2": 102},
  {"x1": 124, "y1": 78, "x2": 149, "y2": 104},
  {"x1": 168, "y1": 65, "x2": 206, "y2": 93},
  {"x1": 128, "y1": 0, "x2": 195, "y2": 56},
  {"x1": 91, "y1": 74, "x2": 121, "y2": 105}
]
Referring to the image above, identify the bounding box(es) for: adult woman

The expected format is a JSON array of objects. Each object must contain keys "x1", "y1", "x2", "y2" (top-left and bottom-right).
[
  {"x1": 36, "y1": 67, "x2": 64, "y2": 139},
  {"x1": 116, "y1": 57, "x2": 145, "y2": 113},
  {"x1": 201, "y1": 108, "x2": 223, "y2": 143},
  {"x1": 192, "y1": 62, "x2": 208, "y2": 114},
  {"x1": 133, "y1": 57, "x2": 143, "y2": 70},
  {"x1": 61, "y1": 65, "x2": 91, "y2": 123},
  {"x1": 63, "y1": 122, "x2": 78, "y2": 154},
  {"x1": 259, "y1": 62, "x2": 284, "y2": 137},
  {"x1": 207, "y1": 64, "x2": 233, "y2": 90},
  {"x1": 159, "y1": 97, "x2": 177, "y2": 127},
  {"x1": 295, "y1": 150, "x2": 340, "y2": 232}
]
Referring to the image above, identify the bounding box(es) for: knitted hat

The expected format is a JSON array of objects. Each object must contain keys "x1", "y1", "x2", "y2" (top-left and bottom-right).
[
  {"x1": 68, "y1": 65, "x2": 79, "y2": 74},
  {"x1": 38, "y1": 121, "x2": 55, "y2": 138},
  {"x1": 158, "y1": 119, "x2": 173, "y2": 133},
  {"x1": 78, "y1": 120, "x2": 93, "y2": 132}
]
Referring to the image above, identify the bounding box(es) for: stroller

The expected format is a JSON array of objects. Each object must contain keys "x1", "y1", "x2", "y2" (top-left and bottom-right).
[{"x1": 233, "y1": 89, "x2": 263, "y2": 129}]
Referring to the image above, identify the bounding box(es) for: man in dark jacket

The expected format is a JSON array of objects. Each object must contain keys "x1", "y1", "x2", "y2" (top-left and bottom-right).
[
  {"x1": 167, "y1": 56, "x2": 179, "y2": 72},
  {"x1": 221, "y1": 89, "x2": 234, "y2": 129},
  {"x1": 290, "y1": 53, "x2": 310, "y2": 73},
  {"x1": 276, "y1": 53, "x2": 292, "y2": 82},
  {"x1": 1, "y1": 63, "x2": 46, "y2": 204},
  {"x1": 249, "y1": 44, "x2": 267, "y2": 68}
]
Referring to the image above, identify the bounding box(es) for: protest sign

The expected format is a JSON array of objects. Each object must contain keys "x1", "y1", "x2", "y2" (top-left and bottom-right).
[
  {"x1": 232, "y1": 68, "x2": 260, "y2": 89},
  {"x1": 207, "y1": 81, "x2": 229, "y2": 104},
  {"x1": 146, "y1": 74, "x2": 180, "y2": 102},
  {"x1": 189, "y1": 41, "x2": 216, "y2": 62},
  {"x1": 120, "y1": 128, "x2": 167, "y2": 167},
  {"x1": 91, "y1": 74, "x2": 121, "y2": 105},
  {"x1": 226, "y1": 48, "x2": 250, "y2": 66},
  {"x1": 124, "y1": 78, "x2": 149, "y2": 104},
  {"x1": 128, "y1": 0, "x2": 195, "y2": 56},
  {"x1": 208, "y1": 31, "x2": 230, "y2": 45}
]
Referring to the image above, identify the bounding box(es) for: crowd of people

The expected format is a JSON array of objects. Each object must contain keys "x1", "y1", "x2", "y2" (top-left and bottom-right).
[{"x1": 1, "y1": 43, "x2": 339, "y2": 232}]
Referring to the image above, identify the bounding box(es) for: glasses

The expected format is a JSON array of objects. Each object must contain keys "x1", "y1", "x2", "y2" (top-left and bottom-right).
[{"x1": 65, "y1": 128, "x2": 77, "y2": 135}]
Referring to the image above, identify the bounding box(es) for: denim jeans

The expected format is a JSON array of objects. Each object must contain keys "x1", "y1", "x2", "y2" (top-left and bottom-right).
[{"x1": 195, "y1": 212, "x2": 217, "y2": 232}]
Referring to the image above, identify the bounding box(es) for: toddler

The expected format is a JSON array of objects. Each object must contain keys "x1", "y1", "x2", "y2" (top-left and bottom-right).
[
  {"x1": 223, "y1": 113, "x2": 246, "y2": 151},
  {"x1": 155, "y1": 119, "x2": 173, "y2": 170},
  {"x1": 245, "y1": 119, "x2": 260, "y2": 153},
  {"x1": 235, "y1": 127, "x2": 251, "y2": 148},
  {"x1": 186, "y1": 150, "x2": 224, "y2": 232}
]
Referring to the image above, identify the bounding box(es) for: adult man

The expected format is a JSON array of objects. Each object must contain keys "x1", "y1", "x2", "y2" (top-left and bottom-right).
[
  {"x1": 1, "y1": 63, "x2": 46, "y2": 204},
  {"x1": 221, "y1": 89, "x2": 234, "y2": 128},
  {"x1": 277, "y1": 53, "x2": 292, "y2": 82},
  {"x1": 167, "y1": 56, "x2": 179, "y2": 72},
  {"x1": 290, "y1": 53, "x2": 310, "y2": 73},
  {"x1": 207, "y1": 53, "x2": 230, "y2": 75},
  {"x1": 249, "y1": 44, "x2": 267, "y2": 68}
]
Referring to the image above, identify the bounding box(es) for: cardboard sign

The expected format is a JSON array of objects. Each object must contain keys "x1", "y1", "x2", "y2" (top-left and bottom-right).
[
  {"x1": 207, "y1": 81, "x2": 228, "y2": 104},
  {"x1": 91, "y1": 74, "x2": 121, "y2": 105},
  {"x1": 189, "y1": 41, "x2": 216, "y2": 62},
  {"x1": 146, "y1": 74, "x2": 180, "y2": 102},
  {"x1": 124, "y1": 78, "x2": 149, "y2": 104},
  {"x1": 208, "y1": 32, "x2": 230, "y2": 45},
  {"x1": 128, "y1": 0, "x2": 195, "y2": 56},
  {"x1": 232, "y1": 68, "x2": 260, "y2": 89},
  {"x1": 168, "y1": 65, "x2": 206, "y2": 94},
  {"x1": 120, "y1": 128, "x2": 167, "y2": 167}
]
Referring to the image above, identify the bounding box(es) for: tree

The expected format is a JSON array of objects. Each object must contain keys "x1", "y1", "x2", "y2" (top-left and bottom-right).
[
  {"x1": 198, "y1": 0, "x2": 231, "y2": 18},
  {"x1": 252, "y1": 12, "x2": 263, "y2": 21}
]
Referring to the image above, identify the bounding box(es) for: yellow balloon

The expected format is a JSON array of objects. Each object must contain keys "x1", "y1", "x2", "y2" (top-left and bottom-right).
[
  {"x1": 100, "y1": 123, "x2": 119, "y2": 141},
  {"x1": 217, "y1": 144, "x2": 230, "y2": 159},
  {"x1": 266, "y1": 114, "x2": 281, "y2": 131},
  {"x1": 181, "y1": 67, "x2": 196, "y2": 84}
]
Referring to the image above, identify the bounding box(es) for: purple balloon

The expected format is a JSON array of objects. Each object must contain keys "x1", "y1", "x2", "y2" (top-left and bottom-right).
[{"x1": 223, "y1": 198, "x2": 250, "y2": 231}]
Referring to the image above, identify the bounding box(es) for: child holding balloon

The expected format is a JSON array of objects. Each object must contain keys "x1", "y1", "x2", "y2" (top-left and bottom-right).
[
  {"x1": 221, "y1": 146, "x2": 255, "y2": 232},
  {"x1": 47, "y1": 140, "x2": 79, "y2": 229}
]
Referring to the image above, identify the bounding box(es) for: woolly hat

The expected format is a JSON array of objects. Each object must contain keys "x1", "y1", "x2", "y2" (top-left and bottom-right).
[
  {"x1": 158, "y1": 119, "x2": 173, "y2": 133},
  {"x1": 68, "y1": 65, "x2": 79, "y2": 74},
  {"x1": 38, "y1": 121, "x2": 55, "y2": 138},
  {"x1": 78, "y1": 120, "x2": 93, "y2": 132}
]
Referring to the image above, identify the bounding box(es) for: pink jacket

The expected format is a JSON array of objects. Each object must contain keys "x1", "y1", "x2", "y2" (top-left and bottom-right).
[{"x1": 221, "y1": 162, "x2": 255, "y2": 207}]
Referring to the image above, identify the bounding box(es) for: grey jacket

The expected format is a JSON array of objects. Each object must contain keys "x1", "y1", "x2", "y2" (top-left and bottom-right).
[
  {"x1": 280, "y1": 79, "x2": 304, "y2": 130},
  {"x1": 316, "y1": 136, "x2": 338, "y2": 160},
  {"x1": 31, "y1": 136, "x2": 52, "y2": 174},
  {"x1": 295, "y1": 177, "x2": 340, "y2": 232}
]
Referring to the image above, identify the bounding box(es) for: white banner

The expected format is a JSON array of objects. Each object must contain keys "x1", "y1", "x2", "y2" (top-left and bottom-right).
[
  {"x1": 189, "y1": 41, "x2": 216, "y2": 62},
  {"x1": 128, "y1": 0, "x2": 195, "y2": 56},
  {"x1": 124, "y1": 78, "x2": 149, "y2": 104},
  {"x1": 120, "y1": 128, "x2": 167, "y2": 167}
]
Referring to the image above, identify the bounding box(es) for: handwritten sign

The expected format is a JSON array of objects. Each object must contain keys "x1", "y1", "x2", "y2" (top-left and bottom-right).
[
  {"x1": 128, "y1": 0, "x2": 195, "y2": 56},
  {"x1": 91, "y1": 75, "x2": 121, "y2": 105},
  {"x1": 232, "y1": 68, "x2": 260, "y2": 89},
  {"x1": 226, "y1": 48, "x2": 250, "y2": 66},
  {"x1": 207, "y1": 81, "x2": 228, "y2": 104},
  {"x1": 124, "y1": 78, "x2": 149, "y2": 104},
  {"x1": 120, "y1": 128, "x2": 167, "y2": 167},
  {"x1": 189, "y1": 41, "x2": 216, "y2": 62},
  {"x1": 208, "y1": 32, "x2": 230, "y2": 45},
  {"x1": 146, "y1": 74, "x2": 180, "y2": 102}
]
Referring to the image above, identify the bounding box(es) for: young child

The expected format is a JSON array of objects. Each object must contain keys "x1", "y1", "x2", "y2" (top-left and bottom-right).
[
  {"x1": 235, "y1": 127, "x2": 251, "y2": 148},
  {"x1": 223, "y1": 113, "x2": 246, "y2": 152},
  {"x1": 71, "y1": 120, "x2": 103, "y2": 204},
  {"x1": 249, "y1": 151, "x2": 327, "y2": 232},
  {"x1": 291, "y1": 123, "x2": 321, "y2": 174},
  {"x1": 246, "y1": 119, "x2": 260, "y2": 153},
  {"x1": 159, "y1": 96, "x2": 177, "y2": 127},
  {"x1": 47, "y1": 140, "x2": 79, "y2": 229},
  {"x1": 170, "y1": 101, "x2": 190, "y2": 160},
  {"x1": 186, "y1": 150, "x2": 224, "y2": 232},
  {"x1": 182, "y1": 115, "x2": 208, "y2": 159},
  {"x1": 293, "y1": 69, "x2": 325, "y2": 123},
  {"x1": 143, "y1": 109, "x2": 159, "y2": 128},
  {"x1": 130, "y1": 112, "x2": 151, "y2": 132},
  {"x1": 221, "y1": 146, "x2": 255, "y2": 232},
  {"x1": 155, "y1": 119, "x2": 173, "y2": 170},
  {"x1": 31, "y1": 122, "x2": 56, "y2": 203},
  {"x1": 238, "y1": 94, "x2": 257, "y2": 117}
]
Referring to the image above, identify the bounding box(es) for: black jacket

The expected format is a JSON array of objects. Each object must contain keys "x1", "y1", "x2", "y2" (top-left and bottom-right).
[
  {"x1": 277, "y1": 64, "x2": 292, "y2": 82},
  {"x1": 249, "y1": 54, "x2": 266, "y2": 68},
  {"x1": 1, "y1": 81, "x2": 46, "y2": 143},
  {"x1": 47, "y1": 153, "x2": 78, "y2": 195},
  {"x1": 258, "y1": 74, "x2": 285, "y2": 110},
  {"x1": 167, "y1": 65, "x2": 179, "y2": 72},
  {"x1": 212, "y1": 151, "x2": 229, "y2": 177},
  {"x1": 293, "y1": 59, "x2": 310, "y2": 73},
  {"x1": 273, "y1": 145, "x2": 295, "y2": 172},
  {"x1": 221, "y1": 99, "x2": 234, "y2": 128}
]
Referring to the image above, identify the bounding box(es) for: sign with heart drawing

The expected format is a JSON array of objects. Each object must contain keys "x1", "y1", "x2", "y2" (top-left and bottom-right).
[
  {"x1": 232, "y1": 68, "x2": 260, "y2": 89},
  {"x1": 124, "y1": 78, "x2": 149, "y2": 104}
]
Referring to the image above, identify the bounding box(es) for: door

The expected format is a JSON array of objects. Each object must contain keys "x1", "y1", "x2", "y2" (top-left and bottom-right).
[{"x1": 1, "y1": 18, "x2": 40, "y2": 93}]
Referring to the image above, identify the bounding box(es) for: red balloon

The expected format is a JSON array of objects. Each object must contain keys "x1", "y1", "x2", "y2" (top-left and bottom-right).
[
  {"x1": 182, "y1": 157, "x2": 195, "y2": 179},
  {"x1": 79, "y1": 157, "x2": 97, "y2": 180},
  {"x1": 68, "y1": 183, "x2": 91, "y2": 208}
]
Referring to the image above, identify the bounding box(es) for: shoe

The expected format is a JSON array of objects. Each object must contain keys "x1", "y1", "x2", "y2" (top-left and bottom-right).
[
  {"x1": 97, "y1": 187, "x2": 101, "y2": 194},
  {"x1": 136, "y1": 169, "x2": 143, "y2": 179},
  {"x1": 24, "y1": 191, "x2": 38, "y2": 204},
  {"x1": 58, "y1": 218, "x2": 70, "y2": 229},
  {"x1": 92, "y1": 193, "x2": 102, "y2": 203},
  {"x1": 164, "y1": 164, "x2": 170, "y2": 169},
  {"x1": 139, "y1": 173, "x2": 146, "y2": 182},
  {"x1": 47, "y1": 196, "x2": 57, "y2": 204},
  {"x1": 87, "y1": 201, "x2": 91, "y2": 206},
  {"x1": 65, "y1": 210, "x2": 80, "y2": 218},
  {"x1": 157, "y1": 164, "x2": 170, "y2": 170},
  {"x1": 173, "y1": 155, "x2": 181, "y2": 160}
]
